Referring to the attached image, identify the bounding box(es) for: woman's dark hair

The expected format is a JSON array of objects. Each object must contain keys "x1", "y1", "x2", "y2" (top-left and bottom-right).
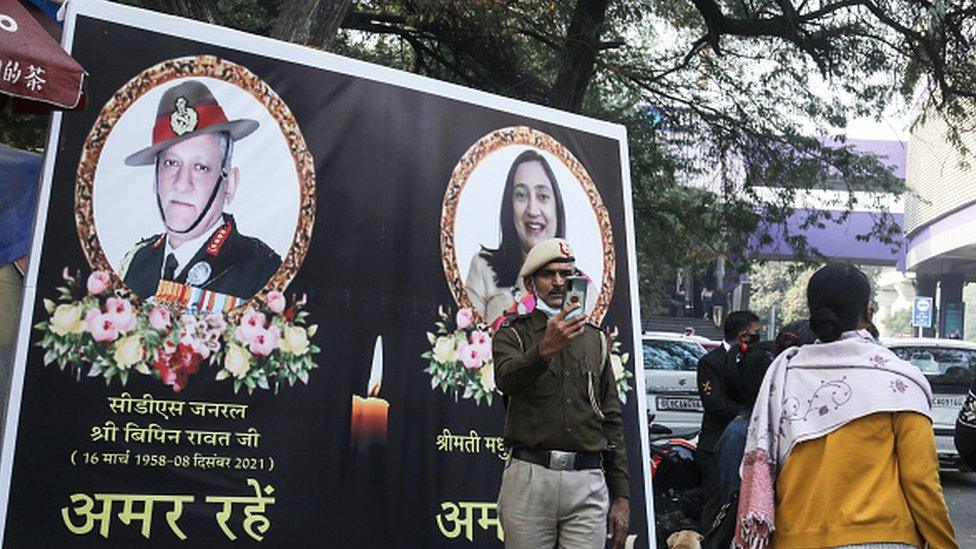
[
  {"x1": 482, "y1": 150, "x2": 566, "y2": 286},
  {"x1": 775, "y1": 319, "x2": 817, "y2": 355},
  {"x1": 807, "y1": 263, "x2": 872, "y2": 343}
]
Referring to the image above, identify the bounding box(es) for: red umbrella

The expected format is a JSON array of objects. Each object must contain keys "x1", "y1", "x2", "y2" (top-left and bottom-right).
[{"x1": 0, "y1": 0, "x2": 85, "y2": 110}]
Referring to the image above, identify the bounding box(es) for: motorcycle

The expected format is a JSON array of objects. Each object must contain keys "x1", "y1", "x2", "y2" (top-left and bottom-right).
[{"x1": 649, "y1": 422, "x2": 703, "y2": 547}]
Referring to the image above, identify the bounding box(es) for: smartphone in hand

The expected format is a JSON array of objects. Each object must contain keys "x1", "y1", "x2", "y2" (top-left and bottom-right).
[{"x1": 563, "y1": 276, "x2": 587, "y2": 320}]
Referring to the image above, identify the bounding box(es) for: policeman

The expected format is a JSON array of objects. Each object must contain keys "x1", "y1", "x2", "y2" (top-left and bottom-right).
[
  {"x1": 120, "y1": 80, "x2": 281, "y2": 301},
  {"x1": 493, "y1": 238, "x2": 629, "y2": 549}
]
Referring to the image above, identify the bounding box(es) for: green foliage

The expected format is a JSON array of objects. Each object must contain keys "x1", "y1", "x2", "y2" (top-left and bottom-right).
[
  {"x1": 10, "y1": 0, "x2": 968, "y2": 314},
  {"x1": 0, "y1": 104, "x2": 48, "y2": 151},
  {"x1": 882, "y1": 306, "x2": 913, "y2": 338},
  {"x1": 748, "y1": 261, "x2": 816, "y2": 334}
]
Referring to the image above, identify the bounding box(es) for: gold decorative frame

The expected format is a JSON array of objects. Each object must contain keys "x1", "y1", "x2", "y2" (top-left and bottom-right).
[
  {"x1": 440, "y1": 126, "x2": 615, "y2": 325},
  {"x1": 75, "y1": 55, "x2": 316, "y2": 313}
]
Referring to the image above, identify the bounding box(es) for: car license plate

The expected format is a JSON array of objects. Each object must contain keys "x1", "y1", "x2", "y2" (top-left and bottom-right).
[
  {"x1": 656, "y1": 396, "x2": 703, "y2": 412},
  {"x1": 932, "y1": 396, "x2": 965, "y2": 409}
]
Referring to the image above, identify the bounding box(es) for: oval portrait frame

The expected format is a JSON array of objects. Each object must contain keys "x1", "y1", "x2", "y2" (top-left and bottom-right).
[
  {"x1": 441, "y1": 126, "x2": 615, "y2": 325},
  {"x1": 75, "y1": 55, "x2": 316, "y2": 312}
]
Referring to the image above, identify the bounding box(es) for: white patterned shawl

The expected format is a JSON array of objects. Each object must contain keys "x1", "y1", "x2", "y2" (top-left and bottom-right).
[{"x1": 734, "y1": 331, "x2": 933, "y2": 549}]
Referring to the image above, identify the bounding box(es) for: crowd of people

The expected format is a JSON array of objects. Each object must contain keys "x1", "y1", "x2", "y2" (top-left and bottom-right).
[
  {"x1": 692, "y1": 263, "x2": 958, "y2": 549},
  {"x1": 488, "y1": 232, "x2": 961, "y2": 549}
]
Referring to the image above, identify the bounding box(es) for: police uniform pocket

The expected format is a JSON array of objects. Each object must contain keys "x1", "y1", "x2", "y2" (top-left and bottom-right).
[{"x1": 531, "y1": 368, "x2": 559, "y2": 398}]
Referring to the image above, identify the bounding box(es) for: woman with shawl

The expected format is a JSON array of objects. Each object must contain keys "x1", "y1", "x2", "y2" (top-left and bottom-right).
[{"x1": 735, "y1": 263, "x2": 956, "y2": 549}]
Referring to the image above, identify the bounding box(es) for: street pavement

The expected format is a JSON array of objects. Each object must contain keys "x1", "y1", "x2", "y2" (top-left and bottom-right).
[{"x1": 942, "y1": 470, "x2": 976, "y2": 546}]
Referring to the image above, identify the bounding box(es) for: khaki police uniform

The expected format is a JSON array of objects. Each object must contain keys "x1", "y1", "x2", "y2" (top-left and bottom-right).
[{"x1": 494, "y1": 308, "x2": 629, "y2": 548}]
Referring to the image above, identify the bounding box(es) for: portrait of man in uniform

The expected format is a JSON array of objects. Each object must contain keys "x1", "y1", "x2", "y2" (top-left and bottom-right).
[{"x1": 119, "y1": 79, "x2": 282, "y2": 301}]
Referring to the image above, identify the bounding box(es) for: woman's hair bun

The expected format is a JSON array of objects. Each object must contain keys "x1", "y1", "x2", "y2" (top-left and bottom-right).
[{"x1": 809, "y1": 306, "x2": 844, "y2": 342}]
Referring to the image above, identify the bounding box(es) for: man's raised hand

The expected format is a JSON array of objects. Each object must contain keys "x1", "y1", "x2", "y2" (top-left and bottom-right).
[{"x1": 538, "y1": 304, "x2": 585, "y2": 359}]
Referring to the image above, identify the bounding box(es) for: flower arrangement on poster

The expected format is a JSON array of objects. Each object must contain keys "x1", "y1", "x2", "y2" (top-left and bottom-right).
[
  {"x1": 422, "y1": 300, "x2": 634, "y2": 406},
  {"x1": 35, "y1": 269, "x2": 319, "y2": 394}
]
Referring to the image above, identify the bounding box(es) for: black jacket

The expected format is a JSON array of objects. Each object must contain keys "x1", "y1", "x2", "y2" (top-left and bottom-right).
[
  {"x1": 122, "y1": 214, "x2": 281, "y2": 300},
  {"x1": 697, "y1": 345, "x2": 735, "y2": 453},
  {"x1": 955, "y1": 376, "x2": 976, "y2": 470}
]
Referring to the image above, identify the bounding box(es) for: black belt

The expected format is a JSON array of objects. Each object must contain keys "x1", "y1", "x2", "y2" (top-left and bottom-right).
[{"x1": 511, "y1": 448, "x2": 602, "y2": 471}]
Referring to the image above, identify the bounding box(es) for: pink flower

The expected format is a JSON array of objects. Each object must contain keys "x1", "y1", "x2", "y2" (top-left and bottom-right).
[
  {"x1": 458, "y1": 341, "x2": 484, "y2": 370},
  {"x1": 86, "y1": 271, "x2": 111, "y2": 295},
  {"x1": 104, "y1": 297, "x2": 136, "y2": 334},
  {"x1": 85, "y1": 308, "x2": 119, "y2": 343},
  {"x1": 234, "y1": 310, "x2": 267, "y2": 344},
  {"x1": 148, "y1": 307, "x2": 171, "y2": 330},
  {"x1": 470, "y1": 330, "x2": 490, "y2": 347},
  {"x1": 248, "y1": 326, "x2": 280, "y2": 357},
  {"x1": 266, "y1": 291, "x2": 286, "y2": 314},
  {"x1": 456, "y1": 308, "x2": 474, "y2": 330},
  {"x1": 470, "y1": 330, "x2": 492, "y2": 361},
  {"x1": 190, "y1": 338, "x2": 212, "y2": 360}
]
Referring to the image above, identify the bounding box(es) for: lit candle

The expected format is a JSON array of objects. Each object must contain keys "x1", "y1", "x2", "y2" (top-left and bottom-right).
[{"x1": 351, "y1": 335, "x2": 388, "y2": 445}]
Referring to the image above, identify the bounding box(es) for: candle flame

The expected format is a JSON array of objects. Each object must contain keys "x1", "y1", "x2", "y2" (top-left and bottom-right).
[{"x1": 367, "y1": 335, "x2": 383, "y2": 397}]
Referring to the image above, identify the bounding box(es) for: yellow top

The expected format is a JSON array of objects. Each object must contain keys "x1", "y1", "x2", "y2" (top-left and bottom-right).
[{"x1": 773, "y1": 411, "x2": 957, "y2": 549}]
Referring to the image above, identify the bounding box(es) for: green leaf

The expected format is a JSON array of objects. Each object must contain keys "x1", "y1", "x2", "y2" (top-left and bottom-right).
[
  {"x1": 118, "y1": 369, "x2": 129, "y2": 385},
  {"x1": 216, "y1": 369, "x2": 230, "y2": 381}
]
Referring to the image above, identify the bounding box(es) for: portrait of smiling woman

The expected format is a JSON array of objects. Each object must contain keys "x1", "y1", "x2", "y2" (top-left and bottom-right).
[
  {"x1": 464, "y1": 149, "x2": 596, "y2": 324},
  {"x1": 443, "y1": 126, "x2": 614, "y2": 327}
]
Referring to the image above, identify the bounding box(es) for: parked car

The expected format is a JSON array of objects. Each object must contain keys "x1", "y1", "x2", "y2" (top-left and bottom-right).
[
  {"x1": 643, "y1": 332, "x2": 708, "y2": 431},
  {"x1": 883, "y1": 337, "x2": 976, "y2": 469}
]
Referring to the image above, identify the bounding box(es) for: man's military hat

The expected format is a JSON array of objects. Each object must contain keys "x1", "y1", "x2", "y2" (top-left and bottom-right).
[
  {"x1": 519, "y1": 237, "x2": 575, "y2": 277},
  {"x1": 124, "y1": 80, "x2": 259, "y2": 166}
]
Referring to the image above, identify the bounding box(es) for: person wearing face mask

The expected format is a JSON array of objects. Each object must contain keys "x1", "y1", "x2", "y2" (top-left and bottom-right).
[
  {"x1": 696, "y1": 310, "x2": 760, "y2": 532},
  {"x1": 493, "y1": 238, "x2": 629, "y2": 549},
  {"x1": 464, "y1": 150, "x2": 596, "y2": 325}
]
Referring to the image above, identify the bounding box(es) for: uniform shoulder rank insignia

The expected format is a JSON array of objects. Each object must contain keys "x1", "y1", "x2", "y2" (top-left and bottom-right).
[
  {"x1": 170, "y1": 96, "x2": 198, "y2": 136},
  {"x1": 185, "y1": 261, "x2": 212, "y2": 286},
  {"x1": 206, "y1": 221, "x2": 232, "y2": 256}
]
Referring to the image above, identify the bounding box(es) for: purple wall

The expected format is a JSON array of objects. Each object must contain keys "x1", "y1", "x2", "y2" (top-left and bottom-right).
[{"x1": 750, "y1": 209, "x2": 905, "y2": 265}]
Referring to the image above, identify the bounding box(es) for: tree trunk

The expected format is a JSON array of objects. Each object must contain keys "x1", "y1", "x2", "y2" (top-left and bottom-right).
[
  {"x1": 548, "y1": 0, "x2": 611, "y2": 112},
  {"x1": 270, "y1": 0, "x2": 354, "y2": 50},
  {"x1": 139, "y1": 0, "x2": 219, "y2": 23}
]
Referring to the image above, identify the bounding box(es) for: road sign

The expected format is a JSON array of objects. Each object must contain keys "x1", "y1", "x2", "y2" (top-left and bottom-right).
[{"x1": 913, "y1": 296, "x2": 934, "y2": 328}]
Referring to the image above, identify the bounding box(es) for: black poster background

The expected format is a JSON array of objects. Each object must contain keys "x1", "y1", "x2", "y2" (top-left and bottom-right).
[{"x1": 1, "y1": 8, "x2": 651, "y2": 549}]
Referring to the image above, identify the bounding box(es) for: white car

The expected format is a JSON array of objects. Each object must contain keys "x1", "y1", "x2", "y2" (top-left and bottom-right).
[
  {"x1": 643, "y1": 332, "x2": 708, "y2": 431},
  {"x1": 883, "y1": 337, "x2": 976, "y2": 469}
]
